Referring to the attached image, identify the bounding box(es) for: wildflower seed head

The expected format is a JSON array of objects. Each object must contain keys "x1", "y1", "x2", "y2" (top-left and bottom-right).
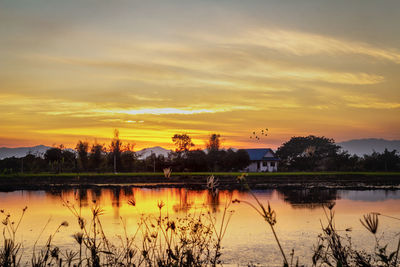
[
  {"x1": 127, "y1": 199, "x2": 136, "y2": 206},
  {"x1": 150, "y1": 232, "x2": 158, "y2": 239},
  {"x1": 360, "y1": 213, "x2": 379, "y2": 234},
  {"x1": 51, "y1": 247, "x2": 60, "y2": 258},
  {"x1": 157, "y1": 201, "x2": 165, "y2": 210},
  {"x1": 166, "y1": 221, "x2": 176, "y2": 231},
  {"x1": 326, "y1": 202, "x2": 335, "y2": 210},
  {"x1": 73, "y1": 232, "x2": 84, "y2": 244},
  {"x1": 128, "y1": 248, "x2": 135, "y2": 259},
  {"x1": 78, "y1": 217, "x2": 85, "y2": 229},
  {"x1": 264, "y1": 202, "x2": 277, "y2": 226}
]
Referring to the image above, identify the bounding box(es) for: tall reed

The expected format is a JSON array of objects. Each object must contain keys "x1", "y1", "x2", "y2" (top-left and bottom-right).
[{"x1": 233, "y1": 173, "x2": 294, "y2": 266}]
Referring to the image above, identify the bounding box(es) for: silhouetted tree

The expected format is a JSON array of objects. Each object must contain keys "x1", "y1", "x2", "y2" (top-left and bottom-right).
[
  {"x1": 89, "y1": 143, "x2": 106, "y2": 172},
  {"x1": 206, "y1": 134, "x2": 221, "y2": 153},
  {"x1": 185, "y1": 149, "x2": 208, "y2": 171},
  {"x1": 233, "y1": 149, "x2": 251, "y2": 171},
  {"x1": 121, "y1": 143, "x2": 136, "y2": 172},
  {"x1": 62, "y1": 149, "x2": 76, "y2": 171},
  {"x1": 172, "y1": 134, "x2": 194, "y2": 152},
  {"x1": 0, "y1": 157, "x2": 20, "y2": 173},
  {"x1": 21, "y1": 153, "x2": 46, "y2": 172},
  {"x1": 362, "y1": 149, "x2": 400, "y2": 171},
  {"x1": 205, "y1": 133, "x2": 222, "y2": 171},
  {"x1": 216, "y1": 149, "x2": 250, "y2": 171},
  {"x1": 329, "y1": 151, "x2": 361, "y2": 171},
  {"x1": 276, "y1": 135, "x2": 340, "y2": 171},
  {"x1": 109, "y1": 129, "x2": 122, "y2": 173},
  {"x1": 44, "y1": 146, "x2": 63, "y2": 173},
  {"x1": 76, "y1": 140, "x2": 89, "y2": 171}
]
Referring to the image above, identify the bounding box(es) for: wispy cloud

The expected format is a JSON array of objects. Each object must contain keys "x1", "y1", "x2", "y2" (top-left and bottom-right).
[
  {"x1": 96, "y1": 106, "x2": 256, "y2": 116},
  {"x1": 208, "y1": 28, "x2": 400, "y2": 64},
  {"x1": 343, "y1": 95, "x2": 400, "y2": 109}
]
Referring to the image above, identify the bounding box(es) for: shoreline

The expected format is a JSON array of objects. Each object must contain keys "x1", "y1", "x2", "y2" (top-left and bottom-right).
[{"x1": 1, "y1": 172, "x2": 400, "y2": 191}]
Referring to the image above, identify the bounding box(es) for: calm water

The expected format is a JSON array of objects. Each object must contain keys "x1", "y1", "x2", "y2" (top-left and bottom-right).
[{"x1": 1, "y1": 187, "x2": 400, "y2": 266}]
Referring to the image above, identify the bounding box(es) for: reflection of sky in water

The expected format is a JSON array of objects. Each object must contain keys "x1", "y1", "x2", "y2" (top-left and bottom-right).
[
  {"x1": 0, "y1": 188, "x2": 399, "y2": 266},
  {"x1": 338, "y1": 190, "x2": 400, "y2": 201}
]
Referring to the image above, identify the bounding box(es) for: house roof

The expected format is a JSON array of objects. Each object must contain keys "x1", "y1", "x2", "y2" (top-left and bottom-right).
[{"x1": 245, "y1": 148, "x2": 279, "y2": 161}]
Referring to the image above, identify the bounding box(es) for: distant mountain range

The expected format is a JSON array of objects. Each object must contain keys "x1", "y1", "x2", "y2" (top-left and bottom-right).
[
  {"x1": 1, "y1": 139, "x2": 399, "y2": 159},
  {"x1": 135, "y1": 146, "x2": 172, "y2": 160},
  {"x1": 337, "y1": 138, "x2": 400, "y2": 156},
  {"x1": 0, "y1": 145, "x2": 51, "y2": 159}
]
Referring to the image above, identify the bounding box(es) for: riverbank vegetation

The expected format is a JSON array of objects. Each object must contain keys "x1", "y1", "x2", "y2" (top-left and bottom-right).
[{"x1": 1, "y1": 132, "x2": 399, "y2": 175}]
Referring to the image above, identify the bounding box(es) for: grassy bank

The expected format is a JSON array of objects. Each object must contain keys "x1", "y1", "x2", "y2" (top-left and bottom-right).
[
  {"x1": 1, "y1": 171, "x2": 400, "y2": 177},
  {"x1": 0, "y1": 171, "x2": 400, "y2": 191}
]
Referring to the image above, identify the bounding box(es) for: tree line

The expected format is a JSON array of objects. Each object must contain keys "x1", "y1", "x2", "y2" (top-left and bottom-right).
[
  {"x1": 0, "y1": 132, "x2": 250, "y2": 174},
  {"x1": 276, "y1": 135, "x2": 400, "y2": 172},
  {"x1": 1, "y1": 133, "x2": 399, "y2": 174}
]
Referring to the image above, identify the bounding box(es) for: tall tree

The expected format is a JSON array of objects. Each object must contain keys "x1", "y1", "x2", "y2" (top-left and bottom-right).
[
  {"x1": 44, "y1": 146, "x2": 63, "y2": 173},
  {"x1": 172, "y1": 134, "x2": 194, "y2": 152},
  {"x1": 206, "y1": 134, "x2": 221, "y2": 152},
  {"x1": 110, "y1": 129, "x2": 122, "y2": 173},
  {"x1": 121, "y1": 143, "x2": 136, "y2": 172},
  {"x1": 276, "y1": 135, "x2": 340, "y2": 171},
  {"x1": 76, "y1": 140, "x2": 89, "y2": 171},
  {"x1": 89, "y1": 143, "x2": 105, "y2": 172}
]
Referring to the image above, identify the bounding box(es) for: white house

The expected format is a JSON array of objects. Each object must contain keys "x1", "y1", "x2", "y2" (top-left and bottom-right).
[{"x1": 244, "y1": 148, "x2": 279, "y2": 172}]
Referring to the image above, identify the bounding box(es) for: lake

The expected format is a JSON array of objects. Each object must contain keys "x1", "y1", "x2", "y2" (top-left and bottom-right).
[{"x1": 1, "y1": 187, "x2": 400, "y2": 266}]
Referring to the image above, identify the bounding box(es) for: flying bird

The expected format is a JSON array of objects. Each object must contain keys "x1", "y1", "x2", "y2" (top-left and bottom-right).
[{"x1": 249, "y1": 128, "x2": 269, "y2": 141}]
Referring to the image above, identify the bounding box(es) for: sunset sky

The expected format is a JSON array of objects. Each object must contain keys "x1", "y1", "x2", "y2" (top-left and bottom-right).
[{"x1": 1, "y1": 0, "x2": 399, "y2": 150}]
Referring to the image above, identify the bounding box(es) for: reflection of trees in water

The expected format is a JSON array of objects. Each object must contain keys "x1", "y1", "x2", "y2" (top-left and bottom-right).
[
  {"x1": 206, "y1": 190, "x2": 235, "y2": 213},
  {"x1": 173, "y1": 188, "x2": 193, "y2": 213},
  {"x1": 42, "y1": 186, "x2": 231, "y2": 215},
  {"x1": 122, "y1": 187, "x2": 134, "y2": 198},
  {"x1": 207, "y1": 190, "x2": 220, "y2": 213},
  {"x1": 111, "y1": 188, "x2": 122, "y2": 219},
  {"x1": 92, "y1": 187, "x2": 102, "y2": 201},
  {"x1": 45, "y1": 188, "x2": 74, "y2": 198},
  {"x1": 111, "y1": 188, "x2": 121, "y2": 207},
  {"x1": 171, "y1": 189, "x2": 228, "y2": 213},
  {"x1": 74, "y1": 188, "x2": 89, "y2": 207},
  {"x1": 276, "y1": 188, "x2": 339, "y2": 209}
]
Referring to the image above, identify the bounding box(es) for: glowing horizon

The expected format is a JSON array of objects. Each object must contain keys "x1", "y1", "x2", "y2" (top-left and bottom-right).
[{"x1": 1, "y1": 1, "x2": 399, "y2": 150}]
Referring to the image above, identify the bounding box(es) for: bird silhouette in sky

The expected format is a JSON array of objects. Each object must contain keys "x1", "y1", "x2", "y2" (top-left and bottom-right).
[{"x1": 249, "y1": 128, "x2": 268, "y2": 141}]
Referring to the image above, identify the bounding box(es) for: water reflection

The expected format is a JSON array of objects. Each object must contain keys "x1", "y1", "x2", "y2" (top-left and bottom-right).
[
  {"x1": 1, "y1": 187, "x2": 400, "y2": 266},
  {"x1": 34, "y1": 186, "x2": 400, "y2": 216},
  {"x1": 276, "y1": 188, "x2": 338, "y2": 209},
  {"x1": 38, "y1": 187, "x2": 239, "y2": 219}
]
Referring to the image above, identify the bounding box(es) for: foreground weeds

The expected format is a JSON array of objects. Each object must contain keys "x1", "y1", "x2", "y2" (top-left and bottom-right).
[
  {"x1": 313, "y1": 206, "x2": 400, "y2": 267},
  {"x1": 1, "y1": 196, "x2": 232, "y2": 267},
  {"x1": 233, "y1": 174, "x2": 400, "y2": 267}
]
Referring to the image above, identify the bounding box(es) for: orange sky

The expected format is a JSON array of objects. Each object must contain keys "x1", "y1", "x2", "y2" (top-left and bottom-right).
[{"x1": 0, "y1": 1, "x2": 399, "y2": 150}]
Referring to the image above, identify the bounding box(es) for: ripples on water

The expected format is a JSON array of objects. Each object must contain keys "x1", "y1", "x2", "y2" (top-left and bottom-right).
[{"x1": 1, "y1": 187, "x2": 400, "y2": 266}]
